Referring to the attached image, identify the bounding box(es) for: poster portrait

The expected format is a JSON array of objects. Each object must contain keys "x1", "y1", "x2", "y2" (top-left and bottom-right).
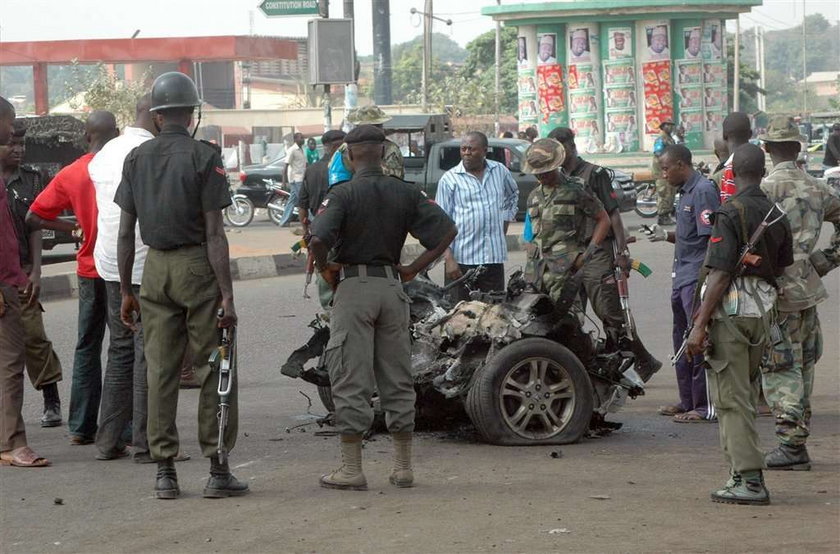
[
  {"x1": 568, "y1": 27, "x2": 592, "y2": 63},
  {"x1": 537, "y1": 33, "x2": 558, "y2": 65},
  {"x1": 675, "y1": 59, "x2": 702, "y2": 85},
  {"x1": 517, "y1": 36, "x2": 530, "y2": 69},
  {"x1": 702, "y1": 62, "x2": 725, "y2": 86},
  {"x1": 608, "y1": 27, "x2": 632, "y2": 60},
  {"x1": 570, "y1": 113, "x2": 600, "y2": 140},
  {"x1": 518, "y1": 99, "x2": 539, "y2": 122},
  {"x1": 518, "y1": 72, "x2": 537, "y2": 96},
  {"x1": 642, "y1": 60, "x2": 674, "y2": 134},
  {"x1": 604, "y1": 86, "x2": 637, "y2": 109},
  {"x1": 605, "y1": 111, "x2": 639, "y2": 152},
  {"x1": 684, "y1": 27, "x2": 702, "y2": 59},
  {"x1": 644, "y1": 23, "x2": 670, "y2": 61},
  {"x1": 678, "y1": 110, "x2": 703, "y2": 134},
  {"x1": 702, "y1": 19, "x2": 723, "y2": 60},
  {"x1": 676, "y1": 86, "x2": 702, "y2": 109},
  {"x1": 603, "y1": 59, "x2": 636, "y2": 85},
  {"x1": 568, "y1": 64, "x2": 597, "y2": 91},
  {"x1": 703, "y1": 87, "x2": 723, "y2": 110},
  {"x1": 569, "y1": 90, "x2": 598, "y2": 115},
  {"x1": 705, "y1": 110, "x2": 723, "y2": 132}
]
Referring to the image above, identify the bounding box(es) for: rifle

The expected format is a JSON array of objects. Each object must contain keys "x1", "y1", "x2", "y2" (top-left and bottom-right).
[
  {"x1": 671, "y1": 202, "x2": 787, "y2": 364},
  {"x1": 209, "y1": 309, "x2": 236, "y2": 464}
]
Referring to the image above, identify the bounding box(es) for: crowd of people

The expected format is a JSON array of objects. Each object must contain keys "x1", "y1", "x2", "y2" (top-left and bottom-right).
[{"x1": 1, "y1": 72, "x2": 839, "y2": 508}]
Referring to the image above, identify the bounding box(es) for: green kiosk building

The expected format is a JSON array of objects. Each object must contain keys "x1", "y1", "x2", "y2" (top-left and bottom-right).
[{"x1": 482, "y1": 0, "x2": 761, "y2": 152}]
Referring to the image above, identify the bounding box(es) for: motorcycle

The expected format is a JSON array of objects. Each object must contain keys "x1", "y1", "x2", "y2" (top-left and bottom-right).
[
  {"x1": 223, "y1": 178, "x2": 292, "y2": 227},
  {"x1": 634, "y1": 161, "x2": 708, "y2": 218}
]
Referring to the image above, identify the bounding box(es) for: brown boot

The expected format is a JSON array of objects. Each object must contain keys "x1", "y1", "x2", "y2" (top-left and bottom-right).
[
  {"x1": 389, "y1": 432, "x2": 414, "y2": 488},
  {"x1": 319, "y1": 434, "x2": 367, "y2": 491}
]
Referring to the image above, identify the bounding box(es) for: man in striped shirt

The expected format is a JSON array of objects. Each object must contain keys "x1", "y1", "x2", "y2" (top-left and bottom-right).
[{"x1": 436, "y1": 131, "x2": 519, "y2": 301}]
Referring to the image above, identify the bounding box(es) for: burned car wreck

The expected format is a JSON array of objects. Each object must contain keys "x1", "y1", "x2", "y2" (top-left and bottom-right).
[{"x1": 282, "y1": 270, "x2": 645, "y2": 446}]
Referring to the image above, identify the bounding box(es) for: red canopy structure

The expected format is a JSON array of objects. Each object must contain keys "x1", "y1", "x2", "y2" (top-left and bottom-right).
[{"x1": 0, "y1": 36, "x2": 298, "y2": 114}]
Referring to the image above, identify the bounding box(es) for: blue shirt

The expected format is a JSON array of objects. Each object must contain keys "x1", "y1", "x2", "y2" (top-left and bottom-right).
[
  {"x1": 435, "y1": 159, "x2": 519, "y2": 265},
  {"x1": 673, "y1": 170, "x2": 720, "y2": 289}
]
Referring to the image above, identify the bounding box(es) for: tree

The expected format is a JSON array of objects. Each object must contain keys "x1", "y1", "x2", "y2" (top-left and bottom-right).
[
  {"x1": 64, "y1": 61, "x2": 150, "y2": 127},
  {"x1": 726, "y1": 32, "x2": 763, "y2": 113},
  {"x1": 460, "y1": 26, "x2": 518, "y2": 114}
]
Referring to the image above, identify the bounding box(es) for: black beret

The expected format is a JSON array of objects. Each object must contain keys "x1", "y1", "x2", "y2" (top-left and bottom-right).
[
  {"x1": 345, "y1": 124, "x2": 385, "y2": 145},
  {"x1": 322, "y1": 129, "x2": 347, "y2": 144}
]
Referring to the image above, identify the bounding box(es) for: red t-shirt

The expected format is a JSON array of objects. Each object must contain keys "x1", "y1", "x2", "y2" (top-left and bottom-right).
[
  {"x1": 720, "y1": 156, "x2": 735, "y2": 204},
  {"x1": 30, "y1": 153, "x2": 99, "y2": 278}
]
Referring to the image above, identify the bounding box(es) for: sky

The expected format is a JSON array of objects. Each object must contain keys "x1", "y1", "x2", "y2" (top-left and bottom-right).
[{"x1": 0, "y1": 0, "x2": 837, "y2": 55}]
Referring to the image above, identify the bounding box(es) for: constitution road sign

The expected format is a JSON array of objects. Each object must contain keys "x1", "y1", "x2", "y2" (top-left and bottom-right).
[{"x1": 258, "y1": 0, "x2": 319, "y2": 17}]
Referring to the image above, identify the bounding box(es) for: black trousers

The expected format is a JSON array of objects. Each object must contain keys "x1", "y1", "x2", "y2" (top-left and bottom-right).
[{"x1": 445, "y1": 263, "x2": 505, "y2": 303}]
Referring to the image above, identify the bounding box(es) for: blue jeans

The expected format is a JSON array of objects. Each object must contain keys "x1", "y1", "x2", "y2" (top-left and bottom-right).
[
  {"x1": 96, "y1": 282, "x2": 147, "y2": 456},
  {"x1": 671, "y1": 283, "x2": 713, "y2": 419},
  {"x1": 68, "y1": 276, "x2": 107, "y2": 439},
  {"x1": 278, "y1": 181, "x2": 302, "y2": 226}
]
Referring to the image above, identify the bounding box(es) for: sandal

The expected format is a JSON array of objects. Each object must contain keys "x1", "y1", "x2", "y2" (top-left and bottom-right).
[
  {"x1": 658, "y1": 404, "x2": 687, "y2": 416},
  {"x1": 673, "y1": 410, "x2": 713, "y2": 423},
  {"x1": 0, "y1": 446, "x2": 51, "y2": 467}
]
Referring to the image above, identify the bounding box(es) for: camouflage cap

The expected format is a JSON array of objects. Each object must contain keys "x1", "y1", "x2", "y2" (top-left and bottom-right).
[
  {"x1": 346, "y1": 105, "x2": 391, "y2": 125},
  {"x1": 759, "y1": 115, "x2": 805, "y2": 143},
  {"x1": 522, "y1": 138, "x2": 566, "y2": 175},
  {"x1": 659, "y1": 120, "x2": 675, "y2": 129}
]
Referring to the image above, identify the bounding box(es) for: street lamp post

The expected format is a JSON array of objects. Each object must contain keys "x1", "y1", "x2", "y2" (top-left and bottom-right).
[{"x1": 410, "y1": 2, "x2": 452, "y2": 112}]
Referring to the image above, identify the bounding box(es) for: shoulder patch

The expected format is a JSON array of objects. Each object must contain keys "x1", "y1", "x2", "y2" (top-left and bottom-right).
[
  {"x1": 711, "y1": 236, "x2": 723, "y2": 243},
  {"x1": 214, "y1": 166, "x2": 226, "y2": 176},
  {"x1": 700, "y1": 208, "x2": 713, "y2": 226}
]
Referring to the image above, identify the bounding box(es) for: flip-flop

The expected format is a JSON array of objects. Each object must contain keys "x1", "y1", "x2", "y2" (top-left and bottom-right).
[
  {"x1": 658, "y1": 404, "x2": 687, "y2": 416},
  {"x1": 0, "y1": 446, "x2": 51, "y2": 467},
  {"x1": 673, "y1": 410, "x2": 713, "y2": 423}
]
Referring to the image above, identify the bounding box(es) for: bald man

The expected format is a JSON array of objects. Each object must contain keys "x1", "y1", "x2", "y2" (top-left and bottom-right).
[{"x1": 28, "y1": 110, "x2": 119, "y2": 445}]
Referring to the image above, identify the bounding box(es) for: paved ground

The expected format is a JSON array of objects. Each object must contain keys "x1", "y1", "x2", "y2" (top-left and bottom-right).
[{"x1": 2, "y1": 216, "x2": 839, "y2": 553}]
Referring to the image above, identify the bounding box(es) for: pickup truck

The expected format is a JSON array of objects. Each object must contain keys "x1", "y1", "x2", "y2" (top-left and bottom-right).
[{"x1": 405, "y1": 138, "x2": 636, "y2": 219}]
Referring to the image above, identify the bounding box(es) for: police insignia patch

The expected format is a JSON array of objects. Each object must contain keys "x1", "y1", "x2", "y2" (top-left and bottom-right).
[{"x1": 700, "y1": 209, "x2": 712, "y2": 225}]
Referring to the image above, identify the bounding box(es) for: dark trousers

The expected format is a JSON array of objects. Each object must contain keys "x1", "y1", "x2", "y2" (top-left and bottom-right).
[
  {"x1": 445, "y1": 263, "x2": 505, "y2": 303},
  {"x1": 671, "y1": 283, "x2": 713, "y2": 419},
  {"x1": 0, "y1": 282, "x2": 27, "y2": 452},
  {"x1": 68, "y1": 276, "x2": 107, "y2": 439},
  {"x1": 96, "y1": 282, "x2": 148, "y2": 456}
]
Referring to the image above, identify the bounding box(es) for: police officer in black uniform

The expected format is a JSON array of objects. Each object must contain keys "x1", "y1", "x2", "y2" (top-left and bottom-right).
[
  {"x1": 1, "y1": 120, "x2": 63, "y2": 426},
  {"x1": 115, "y1": 72, "x2": 246, "y2": 500},
  {"x1": 310, "y1": 124, "x2": 456, "y2": 491}
]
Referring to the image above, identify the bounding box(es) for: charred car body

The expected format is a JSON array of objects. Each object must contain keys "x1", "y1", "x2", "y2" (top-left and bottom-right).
[{"x1": 283, "y1": 270, "x2": 644, "y2": 445}]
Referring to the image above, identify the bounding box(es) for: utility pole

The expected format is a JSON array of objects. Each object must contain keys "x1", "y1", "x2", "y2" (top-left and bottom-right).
[
  {"x1": 494, "y1": 0, "x2": 501, "y2": 136},
  {"x1": 733, "y1": 16, "x2": 740, "y2": 112},
  {"x1": 319, "y1": 0, "x2": 331, "y2": 131},
  {"x1": 758, "y1": 27, "x2": 766, "y2": 111},
  {"x1": 372, "y1": 0, "x2": 393, "y2": 105},
  {"x1": 411, "y1": 2, "x2": 451, "y2": 112},
  {"x1": 802, "y1": 0, "x2": 808, "y2": 116}
]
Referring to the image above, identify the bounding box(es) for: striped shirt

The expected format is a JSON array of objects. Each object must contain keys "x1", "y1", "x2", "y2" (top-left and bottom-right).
[{"x1": 435, "y1": 159, "x2": 518, "y2": 265}]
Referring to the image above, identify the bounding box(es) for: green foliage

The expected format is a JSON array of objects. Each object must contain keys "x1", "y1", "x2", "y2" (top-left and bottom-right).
[
  {"x1": 64, "y1": 61, "x2": 149, "y2": 127},
  {"x1": 726, "y1": 33, "x2": 763, "y2": 113},
  {"x1": 390, "y1": 42, "x2": 457, "y2": 103},
  {"x1": 391, "y1": 32, "x2": 467, "y2": 65},
  {"x1": 460, "y1": 26, "x2": 518, "y2": 114}
]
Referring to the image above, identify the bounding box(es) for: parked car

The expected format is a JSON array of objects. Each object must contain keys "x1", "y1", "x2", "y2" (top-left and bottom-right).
[
  {"x1": 406, "y1": 138, "x2": 635, "y2": 219},
  {"x1": 239, "y1": 151, "x2": 288, "y2": 188}
]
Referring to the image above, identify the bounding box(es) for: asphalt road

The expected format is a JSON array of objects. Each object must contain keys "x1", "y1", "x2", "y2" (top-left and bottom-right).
[{"x1": 2, "y1": 215, "x2": 839, "y2": 553}]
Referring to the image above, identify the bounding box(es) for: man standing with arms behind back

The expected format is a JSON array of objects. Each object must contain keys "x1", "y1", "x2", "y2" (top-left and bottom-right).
[
  {"x1": 759, "y1": 116, "x2": 840, "y2": 471},
  {"x1": 27, "y1": 110, "x2": 119, "y2": 445},
  {"x1": 115, "y1": 72, "x2": 246, "y2": 500},
  {"x1": 436, "y1": 131, "x2": 518, "y2": 302}
]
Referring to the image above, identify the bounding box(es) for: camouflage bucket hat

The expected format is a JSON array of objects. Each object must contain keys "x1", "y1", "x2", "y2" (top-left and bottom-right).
[
  {"x1": 759, "y1": 116, "x2": 805, "y2": 143},
  {"x1": 346, "y1": 105, "x2": 391, "y2": 125},
  {"x1": 522, "y1": 138, "x2": 566, "y2": 175}
]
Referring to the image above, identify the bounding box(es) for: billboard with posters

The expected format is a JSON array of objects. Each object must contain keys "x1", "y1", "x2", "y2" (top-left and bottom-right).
[
  {"x1": 567, "y1": 24, "x2": 602, "y2": 148},
  {"x1": 518, "y1": 27, "x2": 539, "y2": 129},
  {"x1": 641, "y1": 60, "x2": 673, "y2": 134}
]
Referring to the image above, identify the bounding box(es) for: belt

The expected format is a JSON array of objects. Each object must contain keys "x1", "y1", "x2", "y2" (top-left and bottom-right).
[{"x1": 339, "y1": 264, "x2": 399, "y2": 281}]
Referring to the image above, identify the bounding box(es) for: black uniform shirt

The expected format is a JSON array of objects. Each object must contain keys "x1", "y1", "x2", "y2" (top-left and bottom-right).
[
  {"x1": 312, "y1": 167, "x2": 454, "y2": 266},
  {"x1": 704, "y1": 184, "x2": 793, "y2": 282},
  {"x1": 299, "y1": 155, "x2": 329, "y2": 216},
  {"x1": 569, "y1": 158, "x2": 618, "y2": 241},
  {"x1": 4, "y1": 165, "x2": 45, "y2": 265},
  {"x1": 114, "y1": 125, "x2": 231, "y2": 251}
]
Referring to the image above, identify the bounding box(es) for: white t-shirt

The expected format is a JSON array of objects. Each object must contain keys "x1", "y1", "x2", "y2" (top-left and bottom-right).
[
  {"x1": 286, "y1": 143, "x2": 307, "y2": 183},
  {"x1": 89, "y1": 126, "x2": 154, "y2": 284}
]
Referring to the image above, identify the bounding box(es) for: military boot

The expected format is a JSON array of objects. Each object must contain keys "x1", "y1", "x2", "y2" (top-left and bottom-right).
[
  {"x1": 320, "y1": 434, "x2": 368, "y2": 491},
  {"x1": 203, "y1": 456, "x2": 251, "y2": 498},
  {"x1": 389, "y1": 432, "x2": 414, "y2": 488},
  {"x1": 710, "y1": 470, "x2": 770, "y2": 505},
  {"x1": 155, "y1": 459, "x2": 179, "y2": 499},
  {"x1": 765, "y1": 443, "x2": 811, "y2": 471},
  {"x1": 629, "y1": 338, "x2": 663, "y2": 383},
  {"x1": 40, "y1": 382, "x2": 62, "y2": 428}
]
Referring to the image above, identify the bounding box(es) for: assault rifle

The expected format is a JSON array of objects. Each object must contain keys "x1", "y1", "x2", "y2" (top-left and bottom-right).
[
  {"x1": 671, "y1": 203, "x2": 787, "y2": 364},
  {"x1": 209, "y1": 309, "x2": 237, "y2": 464}
]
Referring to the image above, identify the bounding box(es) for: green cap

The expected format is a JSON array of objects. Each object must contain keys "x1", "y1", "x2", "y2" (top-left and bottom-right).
[
  {"x1": 346, "y1": 105, "x2": 391, "y2": 125},
  {"x1": 522, "y1": 138, "x2": 566, "y2": 175},
  {"x1": 759, "y1": 116, "x2": 805, "y2": 143}
]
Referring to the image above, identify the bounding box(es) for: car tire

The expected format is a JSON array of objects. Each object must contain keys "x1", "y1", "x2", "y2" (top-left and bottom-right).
[
  {"x1": 465, "y1": 337, "x2": 593, "y2": 446},
  {"x1": 224, "y1": 197, "x2": 255, "y2": 227},
  {"x1": 634, "y1": 183, "x2": 658, "y2": 218}
]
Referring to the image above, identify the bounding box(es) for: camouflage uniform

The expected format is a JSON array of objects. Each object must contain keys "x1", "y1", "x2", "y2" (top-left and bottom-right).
[
  {"x1": 525, "y1": 176, "x2": 604, "y2": 304},
  {"x1": 343, "y1": 105, "x2": 404, "y2": 179},
  {"x1": 652, "y1": 130, "x2": 676, "y2": 218},
  {"x1": 760, "y1": 160, "x2": 840, "y2": 447}
]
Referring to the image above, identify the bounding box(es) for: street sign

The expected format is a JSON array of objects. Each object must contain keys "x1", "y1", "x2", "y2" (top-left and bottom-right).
[{"x1": 257, "y1": 0, "x2": 319, "y2": 17}]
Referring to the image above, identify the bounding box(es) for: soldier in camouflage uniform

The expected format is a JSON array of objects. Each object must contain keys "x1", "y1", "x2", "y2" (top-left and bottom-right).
[
  {"x1": 759, "y1": 116, "x2": 840, "y2": 471},
  {"x1": 652, "y1": 121, "x2": 676, "y2": 226},
  {"x1": 521, "y1": 139, "x2": 610, "y2": 307},
  {"x1": 342, "y1": 106, "x2": 404, "y2": 179}
]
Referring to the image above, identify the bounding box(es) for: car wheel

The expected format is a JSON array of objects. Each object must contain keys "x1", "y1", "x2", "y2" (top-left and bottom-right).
[
  {"x1": 465, "y1": 337, "x2": 593, "y2": 445},
  {"x1": 634, "y1": 183, "x2": 658, "y2": 218},
  {"x1": 224, "y1": 197, "x2": 254, "y2": 227}
]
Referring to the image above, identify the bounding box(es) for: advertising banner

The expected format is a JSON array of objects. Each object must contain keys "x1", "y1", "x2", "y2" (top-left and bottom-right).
[
  {"x1": 537, "y1": 64, "x2": 565, "y2": 125},
  {"x1": 642, "y1": 60, "x2": 673, "y2": 134}
]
